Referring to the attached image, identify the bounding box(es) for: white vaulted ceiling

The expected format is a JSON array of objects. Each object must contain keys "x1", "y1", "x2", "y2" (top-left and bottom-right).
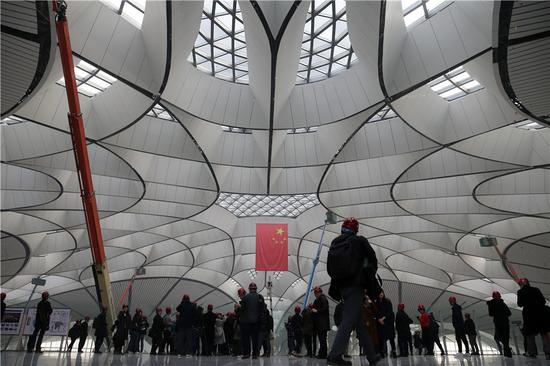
[{"x1": 1, "y1": 0, "x2": 549, "y2": 331}]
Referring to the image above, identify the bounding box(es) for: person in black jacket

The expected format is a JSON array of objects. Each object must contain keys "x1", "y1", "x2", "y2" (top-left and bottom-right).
[
  {"x1": 312, "y1": 286, "x2": 331, "y2": 359},
  {"x1": 285, "y1": 316, "x2": 294, "y2": 356},
  {"x1": 1, "y1": 292, "x2": 6, "y2": 321},
  {"x1": 113, "y1": 304, "x2": 131, "y2": 354},
  {"x1": 150, "y1": 307, "x2": 164, "y2": 355},
  {"x1": 128, "y1": 309, "x2": 142, "y2": 353},
  {"x1": 240, "y1": 282, "x2": 264, "y2": 359},
  {"x1": 259, "y1": 303, "x2": 273, "y2": 357},
  {"x1": 78, "y1": 316, "x2": 89, "y2": 353},
  {"x1": 449, "y1": 296, "x2": 469, "y2": 354},
  {"x1": 27, "y1": 291, "x2": 53, "y2": 353},
  {"x1": 327, "y1": 217, "x2": 380, "y2": 366},
  {"x1": 138, "y1": 315, "x2": 149, "y2": 353},
  {"x1": 193, "y1": 305, "x2": 204, "y2": 355},
  {"x1": 290, "y1": 306, "x2": 303, "y2": 356},
  {"x1": 67, "y1": 320, "x2": 81, "y2": 352},
  {"x1": 176, "y1": 294, "x2": 196, "y2": 356},
  {"x1": 93, "y1": 305, "x2": 108, "y2": 353},
  {"x1": 302, "y1": 304, "x2": 316, "y2": 357},
  {"x1": 517, "y1": 278, "x2": 550, "y2": 359},
  {"x1": 464, "y1": 313, "x2": 479, "y2": 355},
  {"x1": 376, "y1": 290, "x2": 397, "y2": 358},
  {"x1": 395, "y1": 303, "x2": 413, "y2": 357},
  {"x1": 203, "y1": 304, "x2": 217, "y2": 356},
  {"x1": 487, "y1": 291, "x2": 512, "y2": 357},
  {"x1": 224, "y1": 312, "x2": 235, "y2": 355},
  {"x1": 429, "y1": 313, "x2": 445, "y2": 355}
]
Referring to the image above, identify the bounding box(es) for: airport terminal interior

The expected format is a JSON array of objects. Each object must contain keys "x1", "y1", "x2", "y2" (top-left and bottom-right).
[{"x1": 1, "y1": 0, "x2": 549, "y2": 365}]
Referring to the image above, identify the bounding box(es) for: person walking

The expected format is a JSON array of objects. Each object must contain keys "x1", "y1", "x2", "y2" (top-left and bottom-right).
[
  {"x1": 290, "y1": 306, "x2": 303, "y2": 356},
  {"x1": 240, "y1": 282, "x2": 263, "y2": 359},
  {"x1": 150, "y1": 307, "x2": 164, "y2": 355},
  {"x1": 312, "y1": 286, "x2": 331, "y2": 360},
  {"x1": 92, "y1": 305, "x2": 108, "y2": 353},
  {"x1": 487, "y1": 291, "x2": 512, "y2": 357},
  {"x1": 302, "y1": 305, "x2": 315, "y2": 357},
  {"x1": 376, "y1": 290, "x2": 397, "y2": 358},
  {"x1": 27, "y1": 291, "x2": 53, "y2": 353},
  {"x1": 417, "y1": 305, "x2": 434, "y2": 355},
  {"x1": 78, "y1": 316, "x2": 89, "y2": 353},
  {"x1": 517, "y1": 278, "x2": 550, "y2": 359},
  {"x1": 203, "y1": 304, "x2": 217, "y2": 356},
  {"x1": 395, "y1": 304, "x2": 413, "y2": 357},
  {"x1": 259, "y1": 303, "x2": 273, "y2": 357},
  {"x1": 176, "y1": 294, "x2": 196, "y2": 357},
  {"x1": 67, "y1": 320, "x2": 81, "y2": 352},
  {"x1": 113, "y1": 304, "x2": 131, "y2": 354},
  {"x1": 285, "y1": 316, "x2": 294, "y2": 356},
  {"x1": 449, "y1": 297, "x2": 470, "y2": 354},
  {"x1": 138, "y1": 314, "x2": 149, "y2": 353},
  {"x1": 429, "y1": 313, "x2": 445, "y2": 355},
  {"x1": 464, "y1": 313, "x2": 480, "y2": 355},
  {"x1": 326, "y1": 217, "x2": 381, "y2": 366},
  {"x1": 128, "y1": 309, "x2": 142, "y2": 353}
]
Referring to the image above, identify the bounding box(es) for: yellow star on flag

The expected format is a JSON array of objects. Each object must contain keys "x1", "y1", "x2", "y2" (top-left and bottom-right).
[{"x1": 276, "y1": 228, "x2": 285, "y2": 236}]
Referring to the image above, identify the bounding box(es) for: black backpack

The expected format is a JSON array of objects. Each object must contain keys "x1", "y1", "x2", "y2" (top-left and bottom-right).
[{"x1": 327, "y1": 235, "x2": 363, "y2": 280}]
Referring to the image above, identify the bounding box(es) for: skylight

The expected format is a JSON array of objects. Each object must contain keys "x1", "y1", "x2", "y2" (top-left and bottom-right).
[
  {"x1": 217, "y1": 193, "x2": 319, "y2": 217},
  {"x1": 297, "y1": 0, "x2": 357, "y2": 84},
  {"x1": 370, "y1": 106, "x2": 397, "y2": 122},
  {"x1": 248, "y1": 269, "x2": 257, "y2": 279},
  {"x1": 512, "y1": 120, "x2": 547, "y2": 131},
  {"x1": 188, "y1": 0, "x2": 248, "y2": 83},
  {"x1": 0, "y1": 115, "x2": 28, "y2": 127},
  {"x1": 402, "y1": 0, "x2": 450, "y2": 27},
  {"x1": 286, "y1": 126, "x2": 319, "y2": 134},
  {"x1": 57, "y1": 60, "x2": 117, "y2": 98},
  {"x1": 146, "y1": 104, "x2": 175, "y2": 122},
  {"x1": 100, "y1": 0, "x2": 146, "y2": 28},
  {"x1": 429, "y1": 66, "x2": 483, "y2": 101},
  {"x1": 221, "y1": 125, "x2": 252, "y2": 134}
]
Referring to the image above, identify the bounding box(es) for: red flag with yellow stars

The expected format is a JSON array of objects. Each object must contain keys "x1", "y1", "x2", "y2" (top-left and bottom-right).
[{"x1": 256, "y1": 223, "x2": 288, "y2": 271}]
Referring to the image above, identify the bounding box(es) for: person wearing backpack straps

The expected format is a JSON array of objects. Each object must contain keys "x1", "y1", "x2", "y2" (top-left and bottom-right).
[{"x1": 326, "y1": 217, "x2": 381, "y2": 366}]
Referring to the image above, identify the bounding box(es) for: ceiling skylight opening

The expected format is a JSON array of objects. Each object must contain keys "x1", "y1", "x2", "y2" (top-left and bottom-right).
[
  {"x1": 512, "y1": 119, "x2": 547, "y2": 131},
  {"x1": 217, "y1": 193, "x2": 319, "y2": 217},
  {"x1": 370, "y1": 105, "x2": 397, "y2": 122},
  {"x1": 402, "y1": 0, "x2": 450, "y2": 28},
  {"x1": 290, "y1": 279, "x2": 302, "y2": 288},
  {"x1": 248, "y1": 269, "x2": 257, "y2": 279},
  {"x1": 147, "y1": 104, "x2": 175, "y2": 122},
  {"x1": 57, "y1": 60, "x2": 117, "y2": 98},
  {"x1": 297, "y1": 0, "x2": 356, "y2": 84},
  {"x1": 429, "y1": 66, "x2": 483, "y2": 101},
  {"x1": 273, "y1": 271, "x2": 283, "y2": 280},
  {"x1": 220, "y1": 125, "x2": 252, "y2": 134},
  {"x1": 189, "y1": 1, "x2": 248, "y2": 83},
  {"x1": 0, "y1": 115, "x2": 28, "y2": 127},
  {"x1": 100, "y1": 0, "x2": 146, "y2": 28},
  {"x1": 286, "y1": 126, "x2": 319, "y2": 134}
]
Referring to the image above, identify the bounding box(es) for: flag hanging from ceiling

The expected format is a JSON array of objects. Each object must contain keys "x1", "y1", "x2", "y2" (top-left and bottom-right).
[{"x1": 256, "y1": 223, "x2": 288, "y2": 271}]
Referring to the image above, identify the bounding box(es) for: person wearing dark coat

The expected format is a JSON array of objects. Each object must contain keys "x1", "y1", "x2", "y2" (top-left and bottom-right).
[
  {"x1": 429, "y1": 313, "x2": 445, "y2": 355},
  {"x1": 176, "y1": 294, "x2": 196, "y2": 356},
  {"x1": 240, "y1": 282, "x2": 264, "y2": 359},
  {"x1": 78, "y1": 316, "x2": 89, "y2": 352},
  {"x1": 517, "y1": 278, "x2": 550, "y2": 359},
  {"x1": 224, "y1": 312, "x2": 235, "y2": 355},
  {"x1": 312, "y1": 286, "x2": 330, "y2": 359},
  {"x1": 395, "y1": 304, "x2": 413, "y2": 357},
  {"x1": 285, "y1": 316, "x2": 294, "y2": 356},
  {"x1": 67, "y1": 320, "x2": 81, "y2": 352},
  {"x1": 150, "y1": 308, "x2": 164, "y2": 355},
  {"x1": 290, "y1": 306, "x2": 304, "y2": 356},
  {"x1": 376, "y1": 290, "x2": 397, "y2": 358},
  {"x1": 92, "y1": 306, "x2": 108, "y2": 353},
  {"x1": 128, "y1": 309, "x2": 142, "y2": 353},
  {"x1": 163, "y1": 306, "x2": 176, "y2": 355},
  {"x1": 417, "y1": 305, "x2": 434, "y2": 355},
  {"x1": 203, "y1": 304, "x2": 217, "y2": 356},
  {"x1": 302, "y1": 305, "x2": 316, "y2": 357},
  {"x1": 27, "y1": 291, "x2": 53, "y2": 353},
  {"x1": 487, "y1": 291, "x2": 512, "y2": 357},
  {"x1": 464, "y1": 313, "x2": 479, "y2": 355},
  {"x1": 449, "y1": 297, "x2": 469, "y2": 353},
  {"x1": 113, "y1": 304, "x2": 131, "y2": 354},
  {"x1": 1, "y1": 292, "x2": 6, "y2": 321},
  {"x1": 137, "y1": 315, "x2": 149, "y2": 353},
  {"x1": 413, "y1": 330, "x2": 423, "y2": 355},
  {"x1": 193, "y1": 305, "x2": 204, "y2": 355},
  {"x1": 259, "y1": 303, "x2": 273, "y2": 357}
]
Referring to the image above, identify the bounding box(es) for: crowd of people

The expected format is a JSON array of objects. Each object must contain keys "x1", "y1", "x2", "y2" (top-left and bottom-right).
[{"x1": 2, "y1": 218, "x2": 549, "y2": 364}]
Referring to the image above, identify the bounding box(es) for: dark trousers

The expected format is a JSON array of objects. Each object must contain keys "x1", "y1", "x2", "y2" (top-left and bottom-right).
[
  {"x1": 241, "y1": 323, "x2": 260, "y2": 356},
  {"x1": 27, "y1": 327, "x2": 46, "y2": 351},
  {"x1": 421, "y1": 327, "x2": 434, "y2": 354},
  {"x1": 397, "y1": 334, "x2": 409, "y2": 356},
  {"x1": 151, "y1": 334, "x2": 163, "y2": 354},
  {"x1": 494, "y1": 323, "x2": 510, "y2": 354},
  {"x1": 328, "y1": 286, "x2": 376, "y2": 360},
  {"x1": 163, "y1": 330, "x2": 173, "y2": 354},
  {"x1": 260, "y1": 331, "x2": 271, "y2": 355},
  {"x1": 113, "y1": 335, "x2": 125, "y2": 353},
  {"x1": 294, "y1": 332, "x2": 302, "y2": 353},
  {"x1": 407, "y1": 335, "x2": 413, "y2": 354},
  {"x1": 78, "y1": 336, "x2": 87, "y2": 352},
  {"x1": 317, "y1": 330, "x2": 328, "y2": 357},
  {"x1": 94, "y1": 335, "x2": 106, "y2": 352},
  {"x1": 67, "y1": 337, "x2": 77, "y2": 351},
  {"x1": 304, "y1": 334, "x2": 314, "y2": 356},
  {"x1": 454, "y1": 326, "x2": 469, "y2": 353},
  {"x1": 434, "y1": 335, "x2": 445, "y2": 353},
  {"x1": 468, "y1": 334, "x2": 479, "y2": 353},
  {"x1": 287, "y1": 332, "x2": 294, "y2": 354}
]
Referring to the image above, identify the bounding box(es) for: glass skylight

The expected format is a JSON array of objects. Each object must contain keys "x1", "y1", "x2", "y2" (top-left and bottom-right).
[
  {"x1": 273, "y1": 271, "x2": 283, "y2": 280},
  {"x1": 290, "y1": 278, "x2": 302, "y2": 287},
  {"x1": 286, "y1": 126, "x2": 319, "y2": 134},
  {"x1": 297, "y1": 0, "x2": 357, "y2": 84},
  {"x1": 512, "y1": 120, "x2": 547, "y2": 131},
  {"x1": 429, "y1": 66, "x2": 483, "y2": 101},
  {"x1": 0, "y1": 115, "x2": 28, "y2": 127},
  {"x1": 248, "y1": 269, "x2": 257, "y2": 279},
  {"x1": 100, "y1": 0, "x2": 146, "y2": 28},
  {"x1": 221, "y1": 125, "x2": 252, "y2": 134},
  {"x1": 146, "y1": 104, "x2": 175, "y2": 122},
  {"x1": 370, "y1": 106, "x2": 397, "y2": 122},
  {"x1": 57, "y1": 60, "x2": 117, "y2": 98},
  {"x1": 217, "y1": 193, "x2": 319, "y2": 217},
  {"x1": 188, "y1": 0, "x2": 248, "y2": 83},
  {"x1": 402, "y1": 0, "x2": 449, "y2": 27}
]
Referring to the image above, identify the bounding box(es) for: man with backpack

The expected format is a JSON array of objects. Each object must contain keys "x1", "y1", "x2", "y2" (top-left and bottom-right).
[{"x1": 326, "y1": 217, "x2": 381, "y2": 365}]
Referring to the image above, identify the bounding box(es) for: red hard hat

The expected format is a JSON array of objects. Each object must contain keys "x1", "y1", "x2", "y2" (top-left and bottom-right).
[
  {"x1": 448, "y1": 296, "x2": 456, "y2": 303},
  {"x1": 518, "y1": 278, "x2": 529, "y2": 286},
  {"x1": 307, "y1": 304, "x2": 314, "y2": 310},
  {"x1": 166, "y1": 306, "x2": 172, "y2": 313},
  {"x1": 208, "y1": 304, "x2": 213, "y2": 310},
  {"x1": 182, "y1": 294, "x2": 190, "y2": 301},
  {"x1": 238, "y1": 288, "x2": 246, "y2": 296},
  {"x1": 342, "y1": 217, "x2": 359, "y2": 233},
  {"x1": 398, "y1": 303, "x2": 405, "y2": 311},
  {"x1": 295, "y1": 306, "x2": 301, "y2": 313},
  {"x1": 249, "y1": 282, "x2": 257, "y2": 290},
  {"x1": 1, "y1": 292, "x2": 6, "y2": 300},
  {"x1": 313, "y1": 286, "x2": 322, "y2": 293},
  {"x1": 417, "y1": 304, "x2": 425, "y2": 311},
  {"x1": 156, "y1": 307, "x2": 162, "y2": 313},
  {"x1": 42, "y1": 291, "x2": 49, "y2": 300},
  {"x1": 492, "y1": 291, "x2": 501, "y2": 299}
]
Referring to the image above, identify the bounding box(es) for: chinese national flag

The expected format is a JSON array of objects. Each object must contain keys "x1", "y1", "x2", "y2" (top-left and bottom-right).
[{"x1": 256, "y1": 223, "x2": 288, "y2": 271}]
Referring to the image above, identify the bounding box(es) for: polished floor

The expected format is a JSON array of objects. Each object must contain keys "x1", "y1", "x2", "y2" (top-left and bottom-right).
[{"x1": 1, "y1": 352, "x2": 550, "y2": 366}]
